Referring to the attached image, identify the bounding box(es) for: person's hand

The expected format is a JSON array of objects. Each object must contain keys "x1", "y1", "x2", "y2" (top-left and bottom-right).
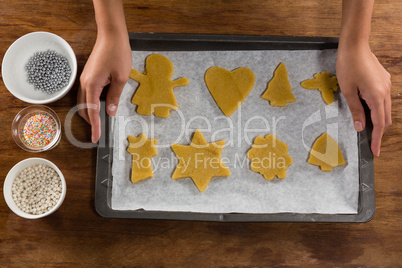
[
  {"x1": 78, "y1": 32, "x2": 132, "y2": 143},
  {"x1": 337, "y1": 44, "x2": 392, "y2": 157}
]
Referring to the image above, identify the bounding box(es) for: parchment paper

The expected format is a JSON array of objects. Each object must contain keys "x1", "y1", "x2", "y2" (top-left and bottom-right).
[{"x1": 111, "y1": 50, "x2": 359, "y2": 214}]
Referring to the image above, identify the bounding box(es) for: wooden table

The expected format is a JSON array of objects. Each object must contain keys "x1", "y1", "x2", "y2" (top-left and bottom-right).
[{"x1": 1, "y1": 1, "x2": 401, "y2": 266}]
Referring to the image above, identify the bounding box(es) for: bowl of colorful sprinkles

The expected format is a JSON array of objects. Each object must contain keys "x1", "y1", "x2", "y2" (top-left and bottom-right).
[
  {"x1": 2, "y1": 31, "x2": 77, "y2": 104},
  {"x1": 12, "y1": 105, "x2": 61, "y2": 152},
  {"x1": 3, "y1": 158, "x2": 66, "y2": 219}
]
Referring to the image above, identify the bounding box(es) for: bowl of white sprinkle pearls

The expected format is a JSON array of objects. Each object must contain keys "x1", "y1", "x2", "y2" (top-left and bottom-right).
[
  {"x1": 3, "y1": 158, "x2": 66, "y2": 219},
  {"x1": 2, "y1": 31, "x2": 77, "y2": 104}
]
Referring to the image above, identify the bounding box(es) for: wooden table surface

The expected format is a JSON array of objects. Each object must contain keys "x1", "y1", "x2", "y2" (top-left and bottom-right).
[{"x1": 1, "y1": 0, "x2": 401, "y2": 267}]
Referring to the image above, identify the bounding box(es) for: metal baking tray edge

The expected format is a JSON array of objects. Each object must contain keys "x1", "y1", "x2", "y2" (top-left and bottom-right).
[{"x1": 95, "y1": 33, "x2": 375, "y2": 222}]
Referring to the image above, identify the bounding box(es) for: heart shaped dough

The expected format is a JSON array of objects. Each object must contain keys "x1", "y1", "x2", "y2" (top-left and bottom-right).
[{"x1": 205, "y1": 66, "x2": 255, "y2": 117}]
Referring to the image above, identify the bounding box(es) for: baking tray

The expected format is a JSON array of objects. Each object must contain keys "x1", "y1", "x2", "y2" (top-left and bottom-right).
[{"x1": 95, "y1": 33, "x2": 375, "y2": 222}]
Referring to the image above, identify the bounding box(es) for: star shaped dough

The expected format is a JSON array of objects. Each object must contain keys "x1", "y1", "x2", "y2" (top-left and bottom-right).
[
  {"x1": 127, "y1": 133, "x2": 158, "y2": 183},
  {"x1": 130, "y1": 54, "x2": 189, "y2": 118},
  {"x1": 301, "y1": 72, "x2": 338, "y2": 104},
  {"x1": 171, "y1": 130, "x2": 231, "y2": 192}
]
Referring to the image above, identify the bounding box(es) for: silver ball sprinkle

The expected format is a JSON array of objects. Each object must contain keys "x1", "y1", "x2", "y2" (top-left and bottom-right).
[{"x1": 25, "y1": 50, "x2": 71, "y2": 94}]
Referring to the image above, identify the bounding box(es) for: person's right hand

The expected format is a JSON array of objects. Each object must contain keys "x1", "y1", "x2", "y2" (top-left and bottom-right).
[
  {"x1": 78, "y1": 32, "x2": 132, "y2": 143},
  {"x1": 337, "y1": 44, "x2": 392, "y2": 157}
]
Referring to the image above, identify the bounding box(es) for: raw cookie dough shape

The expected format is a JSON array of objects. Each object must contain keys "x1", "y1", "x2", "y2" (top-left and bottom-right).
[
  {"x1": 301, "y1": 72, "x2": 338, "y2": 104},
  {"x1": 129, "y1": 54, "x2": 189, "y2": 118},
  {"x1": 308, "y1": 133, "x2": 346, "y2": 171},
  {"x1": 127, "y1": 133, "x2": 158, "y2": 183},
  {"x1": 247, "y1": 134, "x2": 293, "y2": 180},
  {"x1": 261, "y1": 62, "x2": 296, "y2": 107},
  {"x1": 171, "y1": 129, "x2": 231, "y2": 192},
  {"x1": 205, "y1": 66, "x2": 255, "y2": 117}
]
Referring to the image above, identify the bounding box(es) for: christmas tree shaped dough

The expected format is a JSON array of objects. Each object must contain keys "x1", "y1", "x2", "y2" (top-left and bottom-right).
[
  {"x1": 301, "y1": 72, "x2": 338, "y2": 104},
  {"x1": 171, "y1": 130, "x2": 231, "y2": 192},
  {"x1": 127, "y1": 133, "x2": 158, "y2": 183},
  {"x1": 308, "y1": 133, "x2": 346, "y2": 171},
  {"x1": 205, "y1": 66, "x2": 255, "y2": 117},
  {"x1": 247, "y1": 134, "x2": 293, "y2": 180},
  {"x1": 262, "y1": 62, "x2": 296, "y2": 107},
  {"x1": 129, "y1": 54, "x2": 189, "y2": 118}
]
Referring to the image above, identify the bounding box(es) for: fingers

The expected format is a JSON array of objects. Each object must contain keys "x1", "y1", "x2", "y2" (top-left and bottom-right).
[
  {"x1": 341, "y1": 86, "x2": 366, "y2": 132},
  {"x1": 80, "y1": 71, "x2": 102, "y2": 143},
  {"x1": 106, "y1": 74, "x2": 128, "y2": 116},
  {"x1": 77, "y1": 85, "x2": 90, "y2": 124},
  {"x1": 368, "y1": 99, "x2": 385, "y2": 157},
  {"x1": 384, "y1": 76, "x2": 392, "y2": 131},
  {"x1": 86, "y1": 87, "x2": 102, "y2": 143},
  {"x1": 384, "y1": 95, "x2": 392, "y2": 133},
  {"x1": 373, "y1": 53, "x2": 392, "y2": 130}
]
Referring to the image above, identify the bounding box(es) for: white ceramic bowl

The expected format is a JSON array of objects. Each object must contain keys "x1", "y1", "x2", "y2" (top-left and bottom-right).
[
  {"x1": 2, "y1": 31, "x2": 77, "y2": 104},
  {"x1": 3, "y1": 158, "x2": 67, "y2": 219}
]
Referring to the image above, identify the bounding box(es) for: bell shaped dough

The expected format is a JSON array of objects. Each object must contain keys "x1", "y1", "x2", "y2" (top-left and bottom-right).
[{"x1": 308, "y1": 133, "x2": 346, "y2": 171}]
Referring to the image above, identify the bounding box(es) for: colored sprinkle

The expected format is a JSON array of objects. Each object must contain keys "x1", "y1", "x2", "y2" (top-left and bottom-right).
[{"x1": 22, "y1": 113, "x2": 57, "y2": 148}]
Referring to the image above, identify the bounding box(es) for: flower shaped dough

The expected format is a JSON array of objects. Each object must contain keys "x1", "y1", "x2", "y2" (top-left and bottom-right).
[
  {"x1": 247, "y1": 134, "x2": 293, "y2": 180},
  {"x1": 130, "y1": 54, "x2": 189, "y2": 118}
]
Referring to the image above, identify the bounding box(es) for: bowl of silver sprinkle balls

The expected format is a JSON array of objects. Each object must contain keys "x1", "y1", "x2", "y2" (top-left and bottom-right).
[
  {"x1": 2, "y1": 31, "x2": 77, "y2": 104},
  {"x1": 3, "y1": 158, "x2": 66, "y2": 219}
]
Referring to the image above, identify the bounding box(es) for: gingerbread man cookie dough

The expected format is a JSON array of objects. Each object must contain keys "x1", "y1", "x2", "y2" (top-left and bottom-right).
[{"x1": 130, "y1": 54, "x2": 189, "y2": 118}]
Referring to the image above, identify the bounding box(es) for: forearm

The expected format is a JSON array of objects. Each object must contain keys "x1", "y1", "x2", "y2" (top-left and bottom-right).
[
  {"x1": 339, "y1": 0, "x2": 374, "y2": 50},
  {"x1": 93, "y1": 0, "x2": 128, "y2": 38}
]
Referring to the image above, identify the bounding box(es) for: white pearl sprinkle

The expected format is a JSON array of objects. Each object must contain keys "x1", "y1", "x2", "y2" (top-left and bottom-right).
[{"x1": 11, "y1": 164, "x2": 62, "y2": 215}]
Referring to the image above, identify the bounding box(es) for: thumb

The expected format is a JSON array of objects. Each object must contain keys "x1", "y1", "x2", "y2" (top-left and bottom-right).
[
  {"x1": 106, "y1": 76, "x2": 127, "y2": 116},
  {"x1": 342, "y1": 87, "x2": 366, "y2": 132}
]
